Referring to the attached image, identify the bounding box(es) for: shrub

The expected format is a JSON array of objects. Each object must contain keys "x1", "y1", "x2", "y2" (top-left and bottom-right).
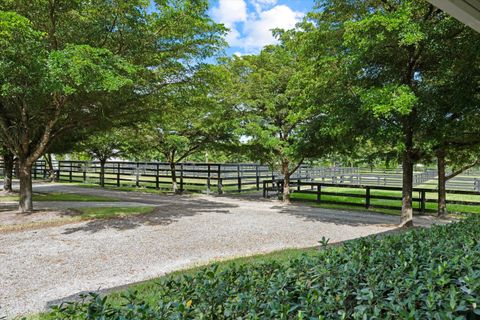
[{"x1": 49, "y1": 217, "x2": 480, "y2": 319}]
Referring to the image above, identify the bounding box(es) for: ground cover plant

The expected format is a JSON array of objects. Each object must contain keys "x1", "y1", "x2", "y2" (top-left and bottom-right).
[{"x1": 39, "y1": 217, "x2": 480, "y2": 319}]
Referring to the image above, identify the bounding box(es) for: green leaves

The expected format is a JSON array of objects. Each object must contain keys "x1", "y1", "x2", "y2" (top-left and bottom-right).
[
  {"x1": 0, "y1": 11, "x2": 46, "y2": 97},
  {"x1": 48, "y1": 45, "x2": 135, "y2": 94},
  {"x1": 360, "y1": 85, "x2": 417, "y2": 117},
  {"x1": 47, "y1": 216, "x2": 480, "y2": 319}
]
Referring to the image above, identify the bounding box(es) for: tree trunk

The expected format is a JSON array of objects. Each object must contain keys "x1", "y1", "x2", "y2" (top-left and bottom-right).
[
  {"x1": 437, "y1": 151, "x2": 448, "y2": 217},
  {"x1": 3, "y1": 150, "x2": 14, "y2": 193},
  {"x1": 18, "y1": 160, "x2": 33, "y2": 213},
  {"x1": 282, "y1": 160, "x2": 291, "y2": 204},
  {"x1": 401, "y1": 154, "x2": 414, "y2": 227},
  {"x1": 45, "y1": 153, "x2": 56, "y2": 182},
  {"x1": 99, "y1": 159, "x2": 106, "y2": 188},
  {"x1": 170, "y1": 162, "x2": 179, "y2": 193}
]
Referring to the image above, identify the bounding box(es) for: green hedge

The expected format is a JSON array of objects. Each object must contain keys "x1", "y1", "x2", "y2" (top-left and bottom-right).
[{"x1": 49, "y1": 218, "x2": 480, "y2": 319}]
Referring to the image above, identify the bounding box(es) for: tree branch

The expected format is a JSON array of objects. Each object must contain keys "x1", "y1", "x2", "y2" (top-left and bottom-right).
[
  {"x1": 446, "y1": 159, "x2": 480, "y2": 181},
  {"x1": 288, "y1": 157, "x2": 305, "y2": 176}
]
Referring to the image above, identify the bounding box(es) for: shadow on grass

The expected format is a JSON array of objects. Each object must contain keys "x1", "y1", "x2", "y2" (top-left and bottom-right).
[{"x1": 61, "y1": 197, "x2": 239, "y2": 235}]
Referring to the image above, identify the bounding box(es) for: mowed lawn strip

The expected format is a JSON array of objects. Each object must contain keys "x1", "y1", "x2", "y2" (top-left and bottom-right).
[
  {"x1": 0, "y1": 206, "x2": 155, "y2": 233},
  {"x1": 0, "y1": 192, "x2": 119, "y2": 202},
  {"x1": 73, "y1": 206, "x2": 155, "y2": 219}
]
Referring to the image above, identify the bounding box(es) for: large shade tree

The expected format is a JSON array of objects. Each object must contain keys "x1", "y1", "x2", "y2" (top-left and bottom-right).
[
  {"x1": 127, "y1": 65, "x2": 236, "y2": 193},
  {"x1": 0, "y1": 1, "x2": 225, "y2": 212},
  {"x1": 226, "y1": 44, "x2": 326, "y2": 203},
  {"x1": 307, "y1": 0, "x2": 479, "y2": 226},
  {"x1": 418, "y1": 26, "x2": 480, "y2": 216}
]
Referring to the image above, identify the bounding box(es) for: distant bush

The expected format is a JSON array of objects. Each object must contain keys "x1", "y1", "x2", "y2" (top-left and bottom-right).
[{"x1": 49, "y1": 218, "x2": 480, "y2": 319}]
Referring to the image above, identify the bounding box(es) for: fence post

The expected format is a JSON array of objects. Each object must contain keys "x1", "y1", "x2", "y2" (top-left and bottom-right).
[
  {"x1": 180, "y1": 163, "x2": 184, "y2": 192},
  {"x1": 57, "y1": 161, "x2": 62, "y2": 181},
  {"x1": 365, "y1": 186, "x2": 371, "y2": 209},
  {"x1": 256, "y1": 165, "x2": 260, "y2": 190},
  {"x1": 316, "y1": 184, "x2": 321, "y2": 202},
  {"x1": 279, "y1": 179, "x2": 284, "y2": 199},
  {"x1": 237, "y1": 165, "x2": 241, "y2": 192},
  {"x1": 297, "y1": 179, "x2": 301, "y2": 191},
  {"x1": 135, "y1": 162, "x2": 140, "y2": 187},
  {"x1": 83, "y1": 162, "x2": 87, "y2": 183},
  {"x1": 420, "y1": 190, "x2": 426, "y2": 214},
  {"x1": 69, "y1": 162, "x2": 73, "y2": 182},
  {"x1": 217, "y1": 165, "x2": 223, "y2": 194},
  {"x1": 155, "y1": 163, "x2": 159, "y2": 189},
  {"x1": 207, "y1": 164, "x2": 211, "y2": 194},
  {"x1": 117, "y1": 163, "x2": 121, "y2": 187}
]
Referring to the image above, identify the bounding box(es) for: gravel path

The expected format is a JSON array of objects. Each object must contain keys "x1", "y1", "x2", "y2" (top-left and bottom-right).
[{"x1": 0, "y1": 183, "x2": 448, "y2": 318}]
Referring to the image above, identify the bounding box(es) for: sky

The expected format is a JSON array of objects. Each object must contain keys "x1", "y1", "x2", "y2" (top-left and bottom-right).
[{"x1": 209, "y1": 0, "x2": 315, "y2": 56}]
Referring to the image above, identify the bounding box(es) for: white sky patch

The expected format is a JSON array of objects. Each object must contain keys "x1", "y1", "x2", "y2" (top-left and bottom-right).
[
  {"x1": 211, "y1": 0, "x2": 248, "y2": 47},
  {"x1": 211, "y1": 0, "x2": 304, "y2": 53},
  {"x1": 251, "y1": 0, "x2": 278, "y2": 13},
  {"x1": 243, "y1": 5, "x2": 303, "y2": 51}
]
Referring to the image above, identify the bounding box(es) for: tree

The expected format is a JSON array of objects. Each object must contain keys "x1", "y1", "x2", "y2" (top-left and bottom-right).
[
  {"x1": 417, "y1": 26, "x2": 480, "y2": 216},
  {"x1": 0, "y1": 11, "x2": 135, "y2": 211},
  {"x1": 225, "y1": 45, "x2": 320, "y2": 203},
  {"x1": 0, "y1": 1, "x2": 225, "y2": 212},
  {"x1": 81, "y1": 131, "x2": 125, "y2": 188},
  {"x1": 435, "y1": 150, "x2": 479, "y2": 216},
  {"x1": 129, "y1": 65, "x2": 235, "y2": 193},
  {"x1": 307, "y1": 0, "x2": 480, "y2": 226}
]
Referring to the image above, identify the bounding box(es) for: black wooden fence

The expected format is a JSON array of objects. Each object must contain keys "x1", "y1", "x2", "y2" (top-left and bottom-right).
[
  {"x1": 263, "y1": 179, "x2": 480, "y2": 214},
  {"x1": 52, "y1": 161, "x2": 324, "y2": 193},
  {"x1": 1, "y1": 159, "x2": 479, "y2": 193},
  {"x1": 0, "y1": 160, "x2": 47, "y2": 180}
]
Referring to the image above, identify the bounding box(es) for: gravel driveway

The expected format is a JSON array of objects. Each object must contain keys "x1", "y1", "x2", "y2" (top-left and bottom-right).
[{"x1": 0, "y1": 183, "x2": 446, "y2": 318}]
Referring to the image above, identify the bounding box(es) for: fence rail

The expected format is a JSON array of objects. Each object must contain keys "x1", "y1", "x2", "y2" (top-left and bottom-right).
[
  {"x1": 1, "y1": 160, "x2": 480, "y2": 192},
  {"x1": 263, "y1": 179, "x2": 480, "y2": 214},
  {"x1": 36, "y1": 160, "x2": 328, "y2": 193}
]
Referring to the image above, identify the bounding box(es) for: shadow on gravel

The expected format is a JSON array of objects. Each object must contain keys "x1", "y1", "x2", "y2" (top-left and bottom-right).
[
  {"x1": 273, "y1": 204, "x2": 399, "y2": 226},
  {"x1": 62, "y1": 197, "x2": 238, "y2": 234},
  {"x1": 271, "y1": 203, "x2": 447, "y2": 228}
]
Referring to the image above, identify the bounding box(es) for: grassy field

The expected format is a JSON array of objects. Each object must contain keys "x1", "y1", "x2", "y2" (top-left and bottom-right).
[
  {"x1": 58, "y1": 172, "x2": 260, "y2": 193},
  {"x1": 290, "y1": 186, "x2": 480, "y2": 214},
  {"x1": 69, "y1": 182, "x2": 261, "y2": 195}
]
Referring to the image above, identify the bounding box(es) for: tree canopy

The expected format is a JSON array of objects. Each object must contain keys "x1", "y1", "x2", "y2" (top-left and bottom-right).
[{"x1": 0, "y1": 0, "x2": 226, "y2": 211}]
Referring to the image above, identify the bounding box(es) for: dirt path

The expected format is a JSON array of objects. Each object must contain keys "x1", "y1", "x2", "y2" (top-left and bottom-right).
[{"x1": 0, "y1": 183, "x2": 448, "y2": 318}]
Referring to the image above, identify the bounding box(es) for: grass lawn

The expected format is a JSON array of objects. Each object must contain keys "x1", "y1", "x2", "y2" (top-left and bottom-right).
[
  {"x1": 290, "y1": 186, "x2": 480, "y2": 215},
  {"x1": 72, "y1": 206, "x2": 155, "y2": 219},
  {"x1": 70, "y1": 182, "x2": 259, "y2": 194},
  {"x1": 59, "y1": 171, "x2": 262, "y2": 193},
  {"x1": 30, "y1": 247, "x2": 318, "y2": 320},
  {"x1": 0, "y1": 192, "x2": 118, "y2": 202},
  {"x1": 0, "y1": 206, "x2": 155, "y2": 233},
  {"x1": 69, "y1": 183, "x2": 175, "y2": 194}
]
